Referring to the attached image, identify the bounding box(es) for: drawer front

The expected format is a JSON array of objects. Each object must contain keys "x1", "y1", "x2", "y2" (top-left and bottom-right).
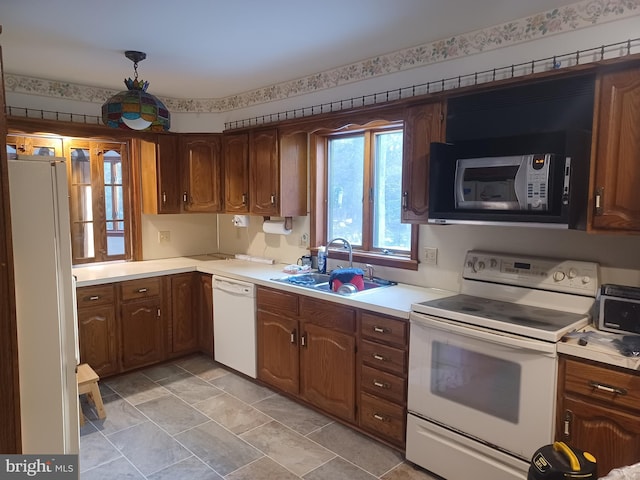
[
  {"x1": 257, "y1": 287, "x2": 298, "y2": 316},
  {"x1": 360, "y1": 312, "x2": 407, "y2": 348},
  {"x1": 77, "y1": 284, "x2": 115, "y2": 307},
  {"x1": 300, "y1": 296, "x2": 355, "y2": 333},
  {"x1": 120, "y1": 277, "x2": 161, "y2": 301},
  {"x1": 360, "y1": 339, "x2": 406, "y2": 376},
  {"x1": 564, "y1": 358, "x2": 640, "y2": 412},
  {"x1": 360, "y1": 392, "x2": 405, "y2": 446},
  {"x1": 361, "y1": 364, "x2": 406, "y2": 404}
]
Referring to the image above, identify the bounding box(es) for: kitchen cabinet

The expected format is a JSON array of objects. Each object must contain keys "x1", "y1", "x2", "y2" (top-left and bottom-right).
[
  {"x1": 401, "y1": 101, "x2": 444, "y2": 223},
  {"x1": 120, "y1": 277, "x2": 164, "y2": 370},
  {"x1": 223, "y1": 132, "x2": 250, "y2": 213},
  {"x1": 197, "y1": 273, "x2": 214, "y2": 359},
  {"x1": 140, "y1": 135, "x2": 181, "y2": 214},
  {"x1": 250, "y1": 127, "x2": 307, "y2": 217},
  {"x1": 556, "y1": 355, "x2": 640, "y2": 475},
  {"x1": 358, "y1": 311, "x2": 408, "y2": 447},
  {"x1": 169, "y1": 273, "x2": 199, "y2": 356},
  {"x1": 76, "y1": 284, "x2": 119, "y2": 377},
  {"x1": 6, "y1": 134, "x2": 63, "y2": 158},
  {"x1": 180, "y1": 134, "x2": 223, "y2": 212},
  {"x1": 590, "y1": 66, "x2": 640, "y2": 232},
  {"x1": 256, "y1": 287, "x2": 356, "y2": 422}
]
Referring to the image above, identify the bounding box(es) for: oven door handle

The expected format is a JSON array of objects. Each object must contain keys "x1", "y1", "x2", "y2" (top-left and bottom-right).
[{"x1": 410, "y1": 314, "x2": 557, "y2": 355}]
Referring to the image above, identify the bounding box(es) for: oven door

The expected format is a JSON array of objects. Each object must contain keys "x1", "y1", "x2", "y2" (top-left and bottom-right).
[{"x1": 408, "y1": 312, "x2": 557, "y2": 460}]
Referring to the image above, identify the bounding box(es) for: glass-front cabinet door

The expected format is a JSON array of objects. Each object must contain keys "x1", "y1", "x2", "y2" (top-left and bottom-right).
[
  {"x1": 6, "y1": 135, "x2": 63, "y2": 158},
  {"x1": 65, "y1": 140, "x2": 130, "y2": 264}
]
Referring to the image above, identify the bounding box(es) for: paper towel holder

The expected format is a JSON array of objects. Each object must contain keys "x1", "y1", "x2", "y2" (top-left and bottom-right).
[{"x1": 263, "y1": 216, "x2": 293, "y2": 230}]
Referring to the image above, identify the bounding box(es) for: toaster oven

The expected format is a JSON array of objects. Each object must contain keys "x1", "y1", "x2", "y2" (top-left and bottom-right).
[{"x1": 598, "y1": 284, "x2": 640, "y2": 335}]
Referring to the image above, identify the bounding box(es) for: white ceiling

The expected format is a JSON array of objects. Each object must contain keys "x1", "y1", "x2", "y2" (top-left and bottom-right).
[{"x1": 0, "y1": 0, "x2": 579, "y2": 100}]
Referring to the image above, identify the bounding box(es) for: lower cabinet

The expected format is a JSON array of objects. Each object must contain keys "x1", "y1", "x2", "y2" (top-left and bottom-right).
[
  {"x1": 257, "y1": 285, "x2": 407, "y2": 447},
  {"x1": 556, "y1": 355, "x2": 640, "y2": 476},
  {"x1": 120, "y1": 278, "x2": 164, "y2": 371},
  {"x1": 77, "y1": 284, "x2": 119, "y2": 377},
  {"x1": 169, "y1": 272, "x2": 199, "y2": 356},
  {"x1": 197, "y1": 273, "x2": 214, "y2": 359}
]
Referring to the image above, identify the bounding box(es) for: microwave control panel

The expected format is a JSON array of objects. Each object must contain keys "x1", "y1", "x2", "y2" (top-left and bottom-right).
[{"x1": 463, "y1": 250, "x2": 599, "y2": 296}]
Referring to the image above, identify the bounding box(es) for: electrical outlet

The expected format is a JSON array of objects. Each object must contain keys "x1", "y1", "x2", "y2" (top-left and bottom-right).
[
  {"x1": 300, "y1": 233, "x2": 309, "y2": 246},
  {"x1": 158, "y1": 231, "x2": 171, "y2": 243},
  {"x1": 424, "y1": 247, "x2": 438, "y2": 265}
]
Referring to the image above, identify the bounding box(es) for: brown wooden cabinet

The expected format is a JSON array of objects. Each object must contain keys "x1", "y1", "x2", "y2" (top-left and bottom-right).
[
  {"x1": 6, "y1": 135, "x2": 63, "y2": 158},
  {"x1": 401, "y1": 101, "x2": 444, "y2": 223},
  {"x1": 556, "y1": 355, "x2": 640, "y2": 476},
  {"x1": 256, "y1": 287, "x2": 356, "y2": 422},
  {"x1": 180, "y1": 134, "x2": 223, "y2": 212},
  {"x1": 197, "y1": 273, "x2": 214, "y2": 359},
  {"x1": 140, "y1": 135, "x2": 181, "y2": 214},
  {"x1": 250, "y1": 127, "x2": 307, "y2": 217},
  {"x1": 358, "y1": 311, "x2": 408, "y2": 447},
  {"x1": 223, "y1": 132, "x2": 250, "y2": 213},
  {"x1": 119, "y1": 277, "x2": 164, "y2": 370},
  {"x1": 76, "y1": 284, "x2": 119, "y2": 377},
  {"x1": 169, "y1": 273, "x2": 199, "y2": 356},
  {"x1": 590, "y1": 67, "x2": 640, "y2": 232}
]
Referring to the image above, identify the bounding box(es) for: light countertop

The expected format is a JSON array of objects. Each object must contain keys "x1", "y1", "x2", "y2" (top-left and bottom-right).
[
  {"x1": 558, "y1": 326, "x2": 640, "y2": 372},
  {"x1": 73, "y1": 255, "x2": 455, "y2": 319}
]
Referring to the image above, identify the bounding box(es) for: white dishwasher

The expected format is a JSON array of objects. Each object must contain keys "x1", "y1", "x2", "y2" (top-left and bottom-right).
[{"x1": 212, "y1": 275, "x2": 257, "y2": 378}]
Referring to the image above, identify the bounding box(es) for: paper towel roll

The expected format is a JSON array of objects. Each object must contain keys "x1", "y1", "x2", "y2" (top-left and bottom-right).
[{"x1": 262, "y1": 219, "x2": 292, "y2": 235}]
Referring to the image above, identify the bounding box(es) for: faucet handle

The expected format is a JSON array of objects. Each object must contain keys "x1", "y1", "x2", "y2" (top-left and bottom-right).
[{"x1": 364, "y1": 264, "x2": 374, "y2": 280}]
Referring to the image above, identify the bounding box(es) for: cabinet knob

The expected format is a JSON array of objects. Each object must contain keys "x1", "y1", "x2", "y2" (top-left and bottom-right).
[
  {"x1": 137, "y1": 288, "x2": 148, "y2": 293},
  {"x1": 183, "y1": 191, "x2": 188, "y2": 203},
  {"x1": 373, "y1": 413, "x2": 388, "y2": 422},
  {"x1": 595, "y1": 187, "x2": 604, "y2": 215},
  {"x1": 588, "y1": 380, "x2": 627, "y2": 396},
  {"x1": 373, "y1": 380, "x2": 390, "y2": 389},
  {"x1": 402, "y1": 192, "x2": 408, "y2": 210},
  {"x1": 242, "y1": 193, "x2": 247, "y2": 206},
  {"x1": 88, "y1": 295, "x2": 100, "y2": 301},
  {"x1": 372, "y1": 353, "x2": 386, "y2": 362},
  {"x1": 270, "y1": 194, "x2": 276, "y2": 205},
  {"x1": 162, "y1": 192, "x2": 167, "y2": 204},
  {"x1": 290, "y1": 329, "x2": 297, "y2": 344},
  {"x1": 373, "y1": 326, "x2": 387, "y2": 334}
]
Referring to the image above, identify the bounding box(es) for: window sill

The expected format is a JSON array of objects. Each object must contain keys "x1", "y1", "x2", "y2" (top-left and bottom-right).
[{"x1": 312, "y1": 248, "x2": 419, "y2": 271}]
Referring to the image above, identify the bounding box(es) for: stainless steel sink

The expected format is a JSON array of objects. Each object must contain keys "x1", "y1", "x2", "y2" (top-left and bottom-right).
[{"x1": 272, "y1": 272, "x2": 396, "y2": 296}]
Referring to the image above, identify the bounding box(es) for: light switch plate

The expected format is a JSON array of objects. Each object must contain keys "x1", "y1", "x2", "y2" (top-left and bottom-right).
[{"x1": 424, "y1": 247, "x2": 437, "y2": 265}]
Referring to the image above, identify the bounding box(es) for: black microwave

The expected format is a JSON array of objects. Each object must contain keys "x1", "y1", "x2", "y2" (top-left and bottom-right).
[{"x1": 428, "y1": 131, "x2": 591, "y2": 229}]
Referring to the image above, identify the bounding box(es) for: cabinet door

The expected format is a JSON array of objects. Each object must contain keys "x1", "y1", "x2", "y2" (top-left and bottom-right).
[
  {"x1": 560, "y1": 395, "x2": 640, "y2": 476},
  {"x1": 121, "y1": 299, "x2": 164, "y2": 370},
  {"x1": 181, "y1": 135, "x2": 223, "y2": 212},
  {"x1": 6, "y1": 135, "x2": 63, "y2": 159},
  {"x1": 250, "y1": 128, "x2": 279, "y2": 216},
  {"x1": 591, "y1": 67, "x2": 640, "y2": 232},
  {"x1": 156, "y1": 135, "x2": 181, "y2": 213},
  {"x1": 223, "y1": 133, "x2": 250, "y2": 213},
  {"x1": 257, "y1": 310, "x2": 299, "y2": 395},
  {"x1": 300, "y1": 322, "x2": 356, "y2": 422},
  {"x1": 171, "y1": 273, "x2": 198, "y2": 355},
  {"x1": 279, "y1": 128, "x2": 308, "y2": 217},
  {"x1": 198, "y1": 273, "x2": 214, "y2": 359},
  {"x1": 401, "y1": 102, "x2": 443, "y2": 223},
  {"x1": 78, "y1": 304, "x2": 119, "y2": 377}
]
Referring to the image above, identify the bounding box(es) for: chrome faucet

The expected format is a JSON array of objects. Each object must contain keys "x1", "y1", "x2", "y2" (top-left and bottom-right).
[
  {"x1": 326, "y1": 237, "x2": 353, "y2": 269},
  {"x1": 364, "y1": 263, "x2": 374, "y2": 281}
]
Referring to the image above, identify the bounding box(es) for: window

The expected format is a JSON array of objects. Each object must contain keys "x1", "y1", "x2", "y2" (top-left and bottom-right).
[
  {"x1": 316, "y1": 122, "x2": 418, "y2": 269},
  {"x1": 66, "y1": 140, "x2": 131, "y2": 264}
]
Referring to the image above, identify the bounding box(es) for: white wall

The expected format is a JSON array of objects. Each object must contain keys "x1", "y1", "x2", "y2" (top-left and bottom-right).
[{"x1": 6, "y1": 15, "x2": 640, "y2": 289}]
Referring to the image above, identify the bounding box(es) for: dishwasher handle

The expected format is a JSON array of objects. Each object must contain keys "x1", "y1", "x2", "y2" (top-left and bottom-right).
[{"x1": 213, "y1": 277, "x2": 255, "y2": 296}]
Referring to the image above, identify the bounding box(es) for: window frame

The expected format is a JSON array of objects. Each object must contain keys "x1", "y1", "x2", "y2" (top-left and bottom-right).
[{"x1": 311, "y1": 121, "x2": 419, "y2": 271}]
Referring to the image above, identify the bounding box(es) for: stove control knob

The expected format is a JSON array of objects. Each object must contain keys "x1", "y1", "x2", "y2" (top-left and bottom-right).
[
  {"x1": 568, "y1": 269, "x2": 578, "y2": 279},
  {"x1": 476, "y1": 261, "x2": 486, "y2": 271},
  {"x1": 553, "y1": 271, "x2": 566, "y2": 281},
  {"x1": 582, "y1": 276, "x2": 591, "y2": 284},
  {"x1": 489, "y1": 259, "x2": 498, "y2": 269},
  {"x1": 466, "y1": 260, "x2": 474, "y2": 269}
]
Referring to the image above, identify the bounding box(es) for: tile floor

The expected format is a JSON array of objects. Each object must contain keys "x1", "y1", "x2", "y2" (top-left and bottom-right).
[{"x1": 79, "y1": 354, "x2": 441, "y2": 480}]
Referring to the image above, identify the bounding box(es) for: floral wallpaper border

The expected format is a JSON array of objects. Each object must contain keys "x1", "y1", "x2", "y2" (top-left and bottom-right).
[{"x1": 5, "y1": 0, "x2": 640, "y2": 113}]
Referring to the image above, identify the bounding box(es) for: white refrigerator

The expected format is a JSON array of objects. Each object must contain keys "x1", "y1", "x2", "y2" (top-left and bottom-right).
[{"x1": 8, "y1": 155, "x2": 80, "y2": 454}]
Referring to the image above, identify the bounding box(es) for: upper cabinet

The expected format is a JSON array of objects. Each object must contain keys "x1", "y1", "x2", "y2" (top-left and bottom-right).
[
  {"x1": 141, "y1": 133, "x2": 223, "y2": 214},
  {"x1": 6, "y1": 135, "x2": 63, "y2": 158},
  {"x1": 224, "y1": 128, "x2": 307, "y2": 217},
  {"x1": 590, "y1": 66, "x2": 640, "y2": 232},
  {"x1": 250, "y1": 127, "x2": 307, "y2": 217},
  {"x1": 141, "y1": 134, "x2": 181, "y2": 214},
  {"x1": 180, "y1": 134, "x2": 223, "y2": 213},
  {"x1": 223, "y1": 132, "x2": 250, "y2": 213},
  {"x1": 401, "y1": 101, "x2": 444, "y2": 223}
]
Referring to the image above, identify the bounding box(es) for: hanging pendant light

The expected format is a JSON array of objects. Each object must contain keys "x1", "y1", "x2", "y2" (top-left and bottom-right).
[{"x1": 101, "y1": 50, "x2": 170, "y2": 132}]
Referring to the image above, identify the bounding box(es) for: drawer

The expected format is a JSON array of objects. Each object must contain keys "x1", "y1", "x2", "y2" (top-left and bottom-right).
[
  {"x1": 120, "y1": 277, "x2": 161, "y2": 301},
  {"x1": 361, "y1": 364, "x2": 406, "y2": 404},
  {"x1": 300, "y1": 296, "x2": 355, "y2": 333},
  {"x1": 360, "y1": 339, "x2": 406, "y2": 376},
  {"x1": 564, "y1": 357, "x2": 640, "y2": 413},
  {"x1": 257, "y1": 286, "x2": 298, "y2": 316},
  {"x1": 360, "y1": 312, "x2": 407, "y2": 348},
  {"x1": 360, "y1": 392, "x2": 405, "y2": 446},
  {"x1": 77, "y1": 284, "x2": 115, "y2": 307}
]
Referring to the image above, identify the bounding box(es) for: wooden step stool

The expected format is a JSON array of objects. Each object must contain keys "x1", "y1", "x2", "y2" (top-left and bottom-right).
[{"x1": 77, "y1": 363, "x2": 106, "y2": 426}]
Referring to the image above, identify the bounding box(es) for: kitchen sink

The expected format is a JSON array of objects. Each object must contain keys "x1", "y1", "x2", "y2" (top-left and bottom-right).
[{"x1": 272, "y1": 272, "x2": 396, "y2": 295}]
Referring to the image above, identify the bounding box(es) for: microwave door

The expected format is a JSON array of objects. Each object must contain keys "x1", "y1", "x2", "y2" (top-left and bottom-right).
[
  {"x1": 455, "y1": 156, "x2": 522, "y2": 210},
  {"x1": 513, "y1": 156, "x2": 529, "y2": 210}
]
